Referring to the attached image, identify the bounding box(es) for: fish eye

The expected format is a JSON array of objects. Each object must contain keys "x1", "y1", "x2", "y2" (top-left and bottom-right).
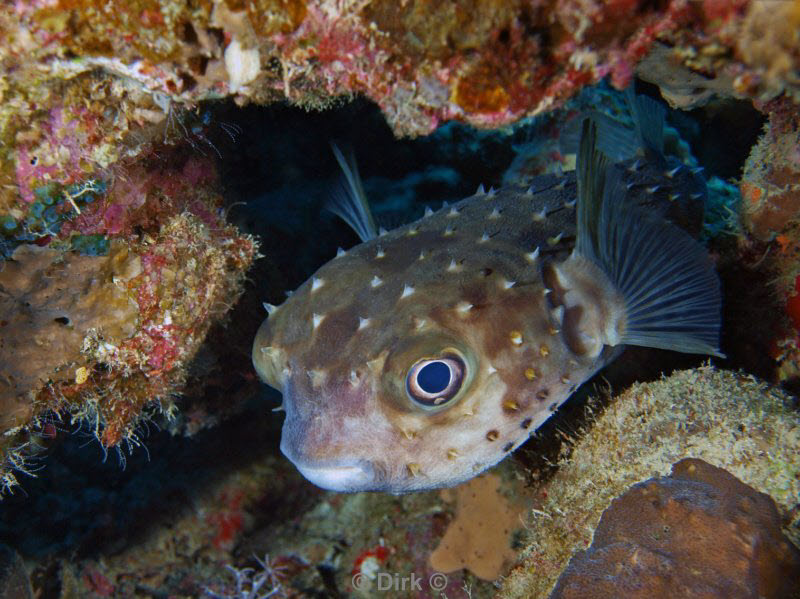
[{"x1": 406, "y1": 355, "x2": 465, "y2": 408}]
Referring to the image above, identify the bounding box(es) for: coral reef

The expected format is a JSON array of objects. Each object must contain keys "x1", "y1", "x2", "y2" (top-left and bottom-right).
[
  {"x1": 1, "y1": 3, "x2": 261, "y2": 475},
  {"x1": 549, "y1": 458, "x2": 800, "y2": 599},
  {"x1": 429, "y1": 472, "x2": 524, "y2": 581},
  {"x1": 736, "y1": 0, "x2": 800, "y2": 102},
  {"x1": 0, "y1": 164, "x2": 257, "y2": 492},
  {"x1": 1, "y1": 0, "x2": 795, "y2": 490},
  {"x1": 741, "y1": 98, "x2": 800, "y2": 242},
  {"x1": 0, "y1": 1, "x2": 797, "y2": 593},
  {"x1": 1, "y1": 0, "x2": 797, "y2": 145},
  {"x1": 639, "y1": 1, "x2": 800, "y2": 107},
  {"x1": 0, "y1": 242, "x2": 140, "y2": 486},
  {"x1": 499, "y1": 366, "x2": 800, "y2": 599},
  {"x1": 0, "y1": 243, "x2": 139, "y2": 428},
  {"x1": 234, "y1": 459, "x2": 530, "y2": 597},
  {"x1": 740, "y1": 95, "x2": 800, "y2": 387}
]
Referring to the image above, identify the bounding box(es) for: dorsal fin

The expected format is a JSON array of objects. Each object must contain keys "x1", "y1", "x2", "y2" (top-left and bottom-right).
[
  {"x1": 559, "y1": 110, "x2": 641, "y2": 163},
  {"x1": 559, "y1": 89, "x2": 668, "y2": 165},
  {"x1": 627, "y1": 88, "x2": 666, "y2": 162},
  {"x1": 575, "y1": 119, "x2": 610, "y2": 259},
  {"x1": 326, "y1": 143, "x2": 378, "y2": 242}
]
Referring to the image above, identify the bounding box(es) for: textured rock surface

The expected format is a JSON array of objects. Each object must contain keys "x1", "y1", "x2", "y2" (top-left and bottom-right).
[
  {"x1": 499, "y1": 367, "x2": 800, "y2": 599},
  {"x1": 1, "y1": 0, "x2": 795, "y2": 152},
  {"x1": 742, "y1": 97, "x2": 800, "y2": 242},
  {"x1": 0, "y1": 243, "x2": 140, "y2": 431},
  {"x1": 740, "y1": 95, "x2": 800, "y2": 386},
  {"x1": 549, "y1": 458, "x2": 800, "y2": 599},
  {"x1": 0, "y1": 206, "x2": 257, "y2": 493}
]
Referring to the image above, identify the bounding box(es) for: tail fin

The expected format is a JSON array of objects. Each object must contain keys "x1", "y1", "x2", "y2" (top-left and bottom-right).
[
  {"x1": 576, "y1": 119, "x2": 723, "y2": 356},
  {"x1": 327, "y1": 143, "x2": 378, "y2": 242}
]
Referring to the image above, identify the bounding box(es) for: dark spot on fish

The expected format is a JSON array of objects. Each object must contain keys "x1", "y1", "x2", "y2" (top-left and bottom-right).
[
  {"x1": 521, "y1": 418, "x2": 532, "y2": 429},
  {"x1": 541, "y1": 264, "x2": 566, "y2": 308},
  {"x1": 486, "y1": 430, "x2": 499, "y2": 441},
  {"x1": 502, "y1": 442, "x2": 513, "y2": 453},
  {"x1": 462, "y1": 284, "x2": 489, "y2": 309},
  {"x1": 481, "y1": 267, "x2": 493, "y2": 276},
  {"x1": 548, "y1": 402, "x2": 558, "y2": 412},
  {"x1": 536, "y1": 388, "x2": 549, "y2": 401}
]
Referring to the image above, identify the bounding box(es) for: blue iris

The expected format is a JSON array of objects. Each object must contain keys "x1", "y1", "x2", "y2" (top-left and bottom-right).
[{"x1": 416, "y1": 361, "x2": 451, "y2": 395}]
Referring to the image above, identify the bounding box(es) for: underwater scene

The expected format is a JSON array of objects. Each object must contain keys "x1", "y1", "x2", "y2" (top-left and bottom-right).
[{"x1": 0, "y1": 1, "x2": 799, "y2": 598}]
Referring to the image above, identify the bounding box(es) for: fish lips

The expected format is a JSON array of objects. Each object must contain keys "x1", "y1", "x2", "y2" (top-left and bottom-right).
[
  {"x1": 279, "y1": 428, "x2": 380, "y2": 492},
  {"x1": 278, "y1": 390, "x2": 384, "y2": 492},
  {"x1": 290, "y1": 456, "x2": 378, "y2": 493}
]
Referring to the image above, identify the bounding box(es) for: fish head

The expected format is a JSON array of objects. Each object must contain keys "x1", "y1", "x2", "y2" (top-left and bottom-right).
[{"x1": 253, "y1": 228, "x2": 598, "y2": 493}]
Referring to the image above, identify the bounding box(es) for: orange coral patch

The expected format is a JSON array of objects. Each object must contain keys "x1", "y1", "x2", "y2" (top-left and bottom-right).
[
  {"x1": 740, "y1": 181, "x2": 763, "y2": 205},
  {"x1": 452, "y1": 76, "x2": 511, "y2": 114}
]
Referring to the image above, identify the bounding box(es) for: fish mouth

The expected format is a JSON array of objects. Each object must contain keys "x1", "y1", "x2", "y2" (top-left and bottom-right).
[
  {"x1": 292, "y1": 461, "x2": 377, "y2": 492},
  {"x1": 280, "y1": 436, "x2": 379, "y2": 492}
]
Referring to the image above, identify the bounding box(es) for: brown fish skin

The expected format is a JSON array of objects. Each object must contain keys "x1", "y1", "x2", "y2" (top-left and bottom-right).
[{"x1": 253, "y1": 153, "x2": 711, "y2": 492}]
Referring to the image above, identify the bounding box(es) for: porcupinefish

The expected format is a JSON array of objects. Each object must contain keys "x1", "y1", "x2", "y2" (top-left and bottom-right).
[{"x1": 252, "y1": 98, "x2": 722, "y2": 493}]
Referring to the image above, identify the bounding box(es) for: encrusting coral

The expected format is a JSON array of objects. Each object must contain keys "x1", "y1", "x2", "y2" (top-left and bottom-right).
[
  {"x1": 550, "y1": 458, "x2": 800, "y2": 599},
  {"x1": 499, "y1": 366, "x2": 800, "y2": 599},
  {"x1": 1, "y1": 0, "x2": 796, "y2": 146},
  {"x1": 0, "y1": 242, "x2": 141, "y2": 430},
  {"x1": 428, "y1": 472, "x2": 524, "y2": 581},
  {"x1": 0, "y1": 185, "x2": 257, "y2": 493},
  {"x1": 740, "y1": 96, "x2": 800, "y2": 386}
]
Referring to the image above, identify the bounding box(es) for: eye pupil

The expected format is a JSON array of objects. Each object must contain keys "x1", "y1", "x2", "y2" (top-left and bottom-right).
[
  {"x1": 417, "y1": 361, "x2": 450, "y2": 394},
  {"x1": 406, "y1": 353, "x2": 466, "y2": 409}
]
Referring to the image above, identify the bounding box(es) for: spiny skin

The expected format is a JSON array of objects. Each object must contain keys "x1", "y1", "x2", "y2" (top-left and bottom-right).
[{"x1": 253, "y1": 164, "x2": 704, "y2": 492}]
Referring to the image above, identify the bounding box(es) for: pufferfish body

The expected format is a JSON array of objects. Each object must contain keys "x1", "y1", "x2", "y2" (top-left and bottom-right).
[{"x1": 253, "y1": 102, "x2": 722, "y2": 493}]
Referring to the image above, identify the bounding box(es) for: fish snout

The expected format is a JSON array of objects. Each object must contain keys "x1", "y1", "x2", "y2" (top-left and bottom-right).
[
  {"x1": 280, "y1": 432, "x2": 379, "y2": 492},
  {"x1": 278, "y1": 400, "x2": 383, "y2": 491}
]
